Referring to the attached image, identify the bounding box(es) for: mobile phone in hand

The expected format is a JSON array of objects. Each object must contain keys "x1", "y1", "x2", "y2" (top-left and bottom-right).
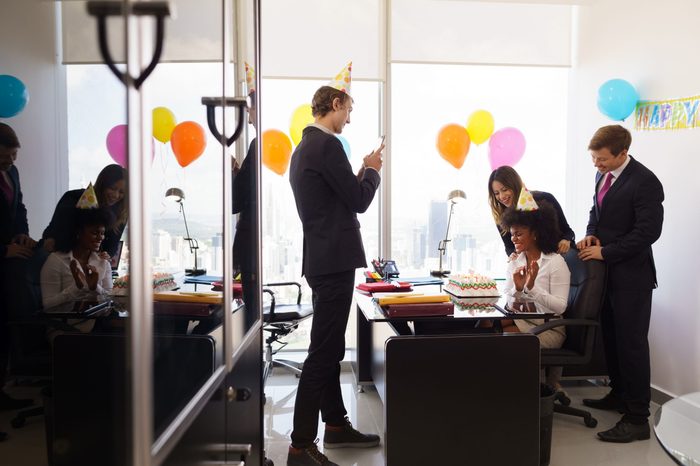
[{"x1": 374, "y1": 135, "x2": 385, "y2": 153}]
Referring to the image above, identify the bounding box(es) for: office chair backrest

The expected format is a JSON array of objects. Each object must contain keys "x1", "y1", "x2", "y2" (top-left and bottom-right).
[{"x1": 561, "y1": 249, "x2": 606, "y2": 356}]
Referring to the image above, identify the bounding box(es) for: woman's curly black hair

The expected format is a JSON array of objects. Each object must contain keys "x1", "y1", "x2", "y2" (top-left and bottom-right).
[
  {"x1": 56, "y1": 208, "x2": 115, "y2": 253},
  {"x1": 499, "y1": 200, "x2": 561, "y2": 254}
]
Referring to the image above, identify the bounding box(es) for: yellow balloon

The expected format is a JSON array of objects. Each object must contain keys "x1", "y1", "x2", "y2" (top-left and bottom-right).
[
  {"x1": 153, "y1": 107, "x2": 177, "y2": 143},
  {"x1": 289, "y1": 104, "x2": 314, "y2": 146},
  {"x1": 466, "y1": 110, "x2": 495, "y2": 145}
]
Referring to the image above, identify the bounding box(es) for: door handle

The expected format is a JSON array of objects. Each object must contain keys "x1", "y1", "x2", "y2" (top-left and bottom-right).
[
  {"x1": 86, "y1": 1, "x2": 171, "y2": 89},
  {"x1": 201, "y1": 97, "x2": 249, "y2": 147}
]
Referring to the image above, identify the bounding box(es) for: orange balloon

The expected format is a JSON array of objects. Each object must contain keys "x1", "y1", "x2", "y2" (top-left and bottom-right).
[
  {"x1": 171, "y1": 121, "x2": 206, "y2": 168},
  {"x1": 262, "y1": 129, "x2": 292, "y2": 175},
  {"x1": 436, "y1": 124, "x2": 471, "y2": 169}
]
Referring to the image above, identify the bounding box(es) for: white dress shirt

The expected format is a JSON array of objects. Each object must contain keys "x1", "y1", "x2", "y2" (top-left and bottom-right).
[
  {"x1": 504, "y1": 252, "x2": 570, "y2": 340},
  {"x1": 40, "y1": 250, "x2": 113, "y2": 309}
]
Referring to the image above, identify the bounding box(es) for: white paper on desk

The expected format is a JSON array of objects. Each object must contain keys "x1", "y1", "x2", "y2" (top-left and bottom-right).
[{"x1": 371, "y1": 292, "x2": 424, "y2": 299}]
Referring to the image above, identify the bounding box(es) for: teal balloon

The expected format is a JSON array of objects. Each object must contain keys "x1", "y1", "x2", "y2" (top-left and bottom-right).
[
  {"x1": 337, "y1": 135, "x2": 351, "y2": 159},
  {"x1": 0, "y1": 75, "x2": 29, "y2": 118},
  {"x1": 597, "y1": 79, "x2": 638, "y2": 121}
]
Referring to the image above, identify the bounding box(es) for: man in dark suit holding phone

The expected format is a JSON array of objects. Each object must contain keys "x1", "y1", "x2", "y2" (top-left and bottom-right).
[
  {"x1": 577, "y1": 125, "x2": 664, "y2": 443},
  {"x1": 0, "y1": 123, "x2": 36, "y2": 413},
  {"x1": 287, "y1": 64, "x2": 384, "y2": 466}
]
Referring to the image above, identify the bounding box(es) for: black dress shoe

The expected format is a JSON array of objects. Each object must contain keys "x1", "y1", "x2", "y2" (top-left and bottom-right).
[
  {"x1": 582, "y1": 393, "x2": 624, "y2": 412},
  {"x1": 0, "y1": 391, "x2": 34, "y2": 411},
  {"x1": 597, "y1": 421, "x2": 650, "y2": 443}
]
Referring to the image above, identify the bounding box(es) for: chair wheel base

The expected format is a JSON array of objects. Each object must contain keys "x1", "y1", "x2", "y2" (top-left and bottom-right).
[{"x1": 584, "y1": 415, "x2": 598, "y2": 428}]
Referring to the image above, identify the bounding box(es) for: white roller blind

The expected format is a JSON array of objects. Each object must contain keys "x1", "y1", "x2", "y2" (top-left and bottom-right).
[
  {"x1": 392, "y1": 0, "x2": 572, "y2": 66},
  {"x1": 261, "y1": 0, "x2": 384, "y2": 80},
  {"x1": 61, "y1": 0, "x2": 224, "y2": 64}
]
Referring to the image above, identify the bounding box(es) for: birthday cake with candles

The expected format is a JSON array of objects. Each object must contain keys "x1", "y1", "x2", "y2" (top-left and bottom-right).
[
  {"x1": 444, "y1": 273, "x2": 499, "y2": 298},
  {"x1": 112, "y1": 273, "x2": 177, "y2": 296}
]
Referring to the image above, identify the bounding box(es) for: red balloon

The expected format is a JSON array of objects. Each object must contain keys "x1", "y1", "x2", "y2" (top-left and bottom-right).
[{"x1": 170, "y1": 121, "x2": 206, "y2": 168}]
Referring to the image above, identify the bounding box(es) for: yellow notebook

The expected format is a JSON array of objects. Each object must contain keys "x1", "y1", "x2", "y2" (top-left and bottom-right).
[
  {"x1": 153, "y1": 291, "x2": 223, "y2": 304},
  {"x1": 375, "y1": 294, "x2": 450, "y2": 306}
]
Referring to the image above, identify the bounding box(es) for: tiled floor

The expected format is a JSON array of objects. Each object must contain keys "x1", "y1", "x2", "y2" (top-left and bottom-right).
[
  {"x1": 264, "y1": 372, "x2": 676, "y2": 466},
  {"x1": 0, "y1": 373, "x2": 678, "y2": 466}
]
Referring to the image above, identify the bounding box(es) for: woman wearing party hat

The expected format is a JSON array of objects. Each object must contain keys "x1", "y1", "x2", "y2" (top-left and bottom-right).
[
  {"x1": 500, "y1": 188, "x2": 571, "y2": 386},
  {"x1": 488, "y1": 165, "x2": 575, "y2": 258},
  {"x1": 287, "y1": 62, "x2": 383, "y2": 466}
]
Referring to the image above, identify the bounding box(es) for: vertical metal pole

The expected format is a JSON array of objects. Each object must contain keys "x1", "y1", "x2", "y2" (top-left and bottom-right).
[
  {"x1": 380, "y1": 0, "x2": 392, "y2": 260},
  {"x1": 222, "y1": 0, "x2": 234, "y2": 373},
  {"x1": 125, "y1": 1, "x2": 153, "y2": 464}
]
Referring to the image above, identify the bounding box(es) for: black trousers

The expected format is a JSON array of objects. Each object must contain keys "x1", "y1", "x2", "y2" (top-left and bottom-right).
[
  {"x1": 600, "y1": 287, "x2": 653, "y2": 424},
  {"x1": 291, "y1": 270, "x2": 355, "y2": 448}
]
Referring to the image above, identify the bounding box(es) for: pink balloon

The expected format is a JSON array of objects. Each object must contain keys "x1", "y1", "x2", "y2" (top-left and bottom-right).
[
  {"x1": 488, "y1": 127, "x2": 526, "y2": 170},
  {"x1": 106, "y1": 124, "x2": 127, "y2": 167}
]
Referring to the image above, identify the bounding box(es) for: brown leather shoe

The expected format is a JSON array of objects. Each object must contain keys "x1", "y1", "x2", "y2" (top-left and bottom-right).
[
  {"x1": 597, "y1": 421, "x2": 650, "y2": 443},
  {"x1": 582, "y1": 392, "x2": 624, "y2": 412}
]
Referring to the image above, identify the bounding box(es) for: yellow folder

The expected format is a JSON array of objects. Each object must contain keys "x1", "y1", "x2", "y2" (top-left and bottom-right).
[
  {"x1": 375, "y1": 294, "x2": 450, "y2": 306},
  {"x1": 153, "y1": 291, "x2": 223, "y2": 304}
]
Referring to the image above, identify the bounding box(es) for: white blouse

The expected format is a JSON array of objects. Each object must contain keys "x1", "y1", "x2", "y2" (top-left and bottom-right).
[
  {"x1": 504, "y1": 252, "x2": 570, "y2": 338},
  {"x1": 40, "y1": 251, "x2": 113, "y2": 309}
]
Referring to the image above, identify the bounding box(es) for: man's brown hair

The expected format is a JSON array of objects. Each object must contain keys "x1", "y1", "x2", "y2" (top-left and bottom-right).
[
  {"x1": 588, "y1": 125, "x2": 631, "y2": 156},
  {"x1": 0, "y1": 123, "x2": 20, "y2": 149},
  {"x1": 311, "y1": 86, "x2": 352, "y2": 118}
]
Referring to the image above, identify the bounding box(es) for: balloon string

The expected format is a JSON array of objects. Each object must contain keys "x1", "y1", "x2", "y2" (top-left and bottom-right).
[{"x1": 158, "y1": 142, "x2": 168, "y2": 216}]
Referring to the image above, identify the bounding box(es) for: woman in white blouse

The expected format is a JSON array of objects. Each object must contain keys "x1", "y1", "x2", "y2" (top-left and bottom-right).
[
  {"x1": 40, "y1": 208, "x2": 113, "y2": 311},
  {"x1": 500, "y1": 201, "x2": 571, "y2": 387}
]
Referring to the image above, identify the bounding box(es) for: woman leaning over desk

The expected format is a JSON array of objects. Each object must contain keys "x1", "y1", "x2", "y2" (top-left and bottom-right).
[
  {"x1": 500, "y1": 194, "x2": 570, "y2": 387},
  {"x1": 488, "y1": 166, "x2": 574, "y2": 257},
  {"x1": 42, "y1": 164, "x2": 127, "y2": 260}
]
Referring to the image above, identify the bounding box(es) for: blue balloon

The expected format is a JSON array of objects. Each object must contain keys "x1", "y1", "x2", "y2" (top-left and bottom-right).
[
  {"x1": 336, "y1": 135, "x2": 351, "y2": 159},
  {"x1": 597, "y1": 79, "x2": 638, "y2": 121},
  {"x1": 0, "y1": 75, "x2": 29, "y2": 118}
]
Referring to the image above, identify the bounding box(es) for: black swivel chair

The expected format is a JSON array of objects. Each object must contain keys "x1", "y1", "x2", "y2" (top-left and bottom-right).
[
  {"x1": 529, "y1": 249, "x2": 607, "y2": 428},
  {"x1": 262, "y1": 282, "x2": 313, "y2": 385}
]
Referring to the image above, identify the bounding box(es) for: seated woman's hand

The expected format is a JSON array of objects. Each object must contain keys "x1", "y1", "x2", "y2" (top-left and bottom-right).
[
  {"x1": 70, "y1": 259, "x2": 85, "y2": 289},
  {"x1": 513, "y1": 266, "x2": 527, "y2": 291},
  {"x1": 83, "y1": 264, "x2": 99, "y2": 290},
  {"x1": 526, "y1": 260, "x2": 539, "y2": 290},
  {"x1": 98, "y1": 251, "x2": 110, "y2": 261}
]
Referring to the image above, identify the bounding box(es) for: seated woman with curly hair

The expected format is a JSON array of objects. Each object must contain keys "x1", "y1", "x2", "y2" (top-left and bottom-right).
[{"x1": 500, "y1": 196, "x2": 571, "y2": 387}]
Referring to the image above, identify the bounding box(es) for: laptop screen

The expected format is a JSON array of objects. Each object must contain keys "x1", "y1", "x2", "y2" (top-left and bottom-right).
[{"x1": 109, "y1": 241, "x2": 123, "y2": 270}]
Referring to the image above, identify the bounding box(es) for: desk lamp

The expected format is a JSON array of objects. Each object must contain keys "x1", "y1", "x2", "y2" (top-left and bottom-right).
[
  {"x1": 165, "y1": 187, "x2": 206, "y2": 276},
  {"x1": 430, "y1": 189, "x2": 466, "y2": 277}
]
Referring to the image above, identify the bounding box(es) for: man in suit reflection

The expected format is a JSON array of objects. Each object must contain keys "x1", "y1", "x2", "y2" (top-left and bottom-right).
[
  {"x1": 232, "y1": 88, "x2": 257, "y2": 330},
  {"x1": 287, "y1": 68, "x2": 383, "y2": 466},
  {"x1": 0, "y1": 123, "x2": 36, "y2": 413},
  {"x1": 577, "y1": 125, "x2": 664, "y2": 443}
]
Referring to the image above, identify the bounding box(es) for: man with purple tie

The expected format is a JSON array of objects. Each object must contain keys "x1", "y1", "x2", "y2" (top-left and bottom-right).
[{"x1": 577, "y1": 125, "x2": 664, "y2": 443}]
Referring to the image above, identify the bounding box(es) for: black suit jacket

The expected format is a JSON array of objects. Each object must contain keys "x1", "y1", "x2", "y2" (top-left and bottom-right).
[
  {"x1": 0, "y1": 165, "x2": 29, "y2": 260},
  {"x1": 586, "y1": 156, "x2": 664, "y2": 290},
  {"x1": 289, "y1": 126, "x2": 381, "y2": 277}
]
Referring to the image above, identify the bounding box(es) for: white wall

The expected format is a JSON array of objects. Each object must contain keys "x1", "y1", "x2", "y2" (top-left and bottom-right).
[
  {"x1": 567, "y1": 0, "x2": 700, "y2": 396},
  {"x1": 0, "y1": 0, "x2": 67, "y2": 239}
]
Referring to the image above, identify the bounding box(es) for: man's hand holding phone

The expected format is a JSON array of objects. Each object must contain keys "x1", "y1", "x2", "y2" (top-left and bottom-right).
[{"x1": 363, "y1": 135, "x2": 384, "y2": 172}]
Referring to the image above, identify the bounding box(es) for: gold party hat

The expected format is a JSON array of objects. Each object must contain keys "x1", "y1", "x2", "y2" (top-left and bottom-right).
[
  {"x1": 245, "y1": 61, "x2": 255, "y2": 93},
  {"x1": 516, "y1": 187, "x2": 539, "y2": 211},
  {"x1": 327, "y1": 61, "x2": 352, "y2": 95},
  {"x1": 76, "y1": 183, "x2": 99, "y2": 209}
]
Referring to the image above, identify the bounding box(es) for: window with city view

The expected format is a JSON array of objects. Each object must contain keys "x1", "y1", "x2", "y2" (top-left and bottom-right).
[{"x1": 390, "y1": 63, "x2": 569, "y2": 279}]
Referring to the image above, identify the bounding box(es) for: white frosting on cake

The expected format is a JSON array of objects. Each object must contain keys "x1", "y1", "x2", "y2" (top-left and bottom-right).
[
  {"x1": 112, "y1": 273, "x2": 176, "y2": 296},
  {"x1": 444, "y1": 273, "x2": 499, "y2": 298}
]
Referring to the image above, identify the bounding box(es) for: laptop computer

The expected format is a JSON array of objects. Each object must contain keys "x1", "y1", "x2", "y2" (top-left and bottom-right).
[{"x1": 110, "y1": 241, "x2": 123, "y2": 277}]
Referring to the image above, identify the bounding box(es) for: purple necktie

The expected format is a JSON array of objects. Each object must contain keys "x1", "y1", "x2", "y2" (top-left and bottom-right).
[
  {"x1": 0, "y1": 173, "x2": 13, "y2": 205},
  {"x1": 597, "y1": 173, "x2": 614, "y2": 206}
]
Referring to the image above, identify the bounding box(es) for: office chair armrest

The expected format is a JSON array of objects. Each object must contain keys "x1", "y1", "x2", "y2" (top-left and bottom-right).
[
  {"x1": 527, "y1": 318, "x2": 598, "y2": 335},
  {"x1": 262, "y1": 281, "x2": 303, "y2": 305},
  {"x1": 262, "y1": 288, "x2": 276, "y2": 316}
]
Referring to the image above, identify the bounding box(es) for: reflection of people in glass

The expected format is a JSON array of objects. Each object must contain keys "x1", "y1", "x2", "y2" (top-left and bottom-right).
[
  {"x1": 42, "y1": 164, "x2": 127, "y2": 260},
  {"x1": 488, "y1": 166, "x2": 574, "y2": 257},
  {"x1": 500, "y1": 194, "x2": 570, "y2": 387},
  {"x1": 0, "y1": 123, "x2": 37, "y2": 412},
  {"x1": 40, "y1": 206, "x2": 114, "y2": 310},
  {"x1": 232, "y1": 89, "x2": 257, "y2": 328},
  {"x1": 287, "y1": 73, "x2": 383, "y2": 464}
]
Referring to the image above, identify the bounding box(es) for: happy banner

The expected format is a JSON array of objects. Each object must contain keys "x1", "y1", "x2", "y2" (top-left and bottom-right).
[{"x1": 635, "y1": 95, "x2": 700, "y2": 131}]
